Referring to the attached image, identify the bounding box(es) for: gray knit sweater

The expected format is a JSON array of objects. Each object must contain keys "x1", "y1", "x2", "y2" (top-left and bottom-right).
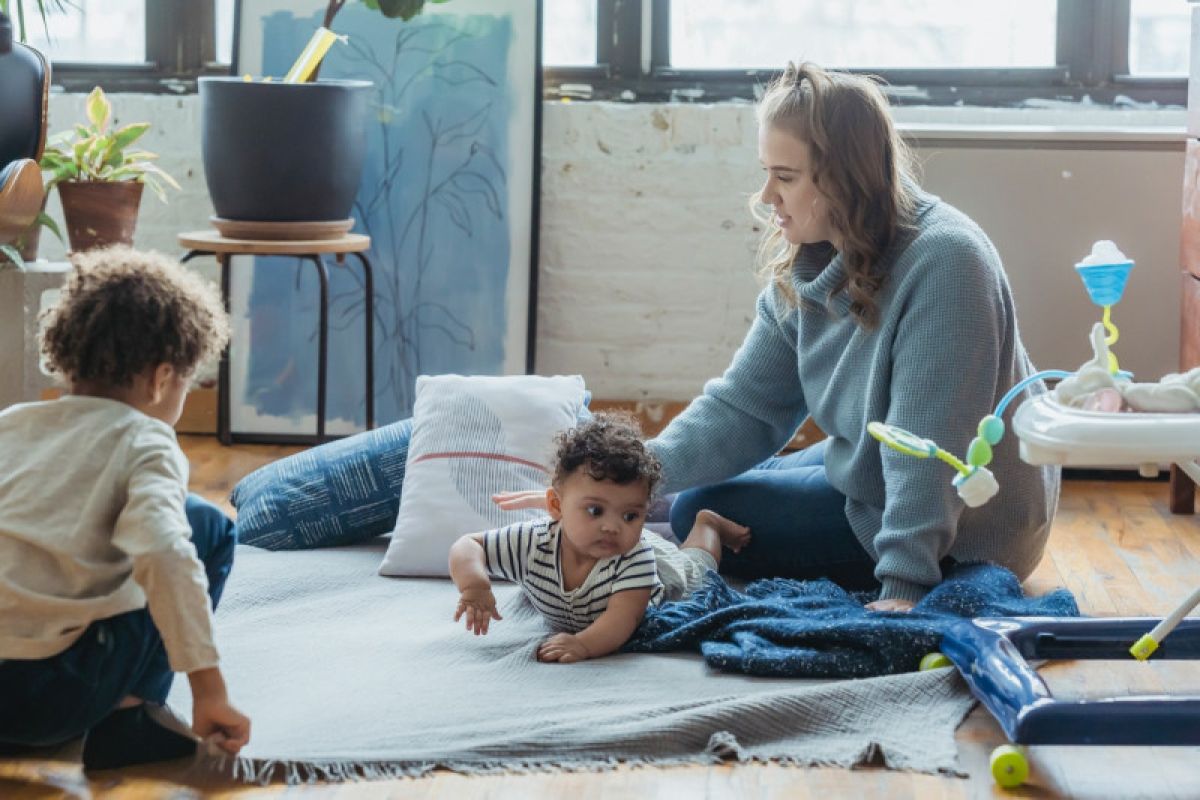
[{"x1": 649, "y1": 189, "x2": 1060, "y2": 602}]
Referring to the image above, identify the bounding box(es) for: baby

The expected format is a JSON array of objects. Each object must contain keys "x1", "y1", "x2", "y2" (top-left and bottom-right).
[{"x1": 449, "y1": 412, "x2": 750, "y2": 663}]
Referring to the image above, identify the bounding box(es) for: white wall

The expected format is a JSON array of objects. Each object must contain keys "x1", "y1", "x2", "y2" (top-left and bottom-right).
[{"x1": 39, "y1": 94, "x2": 1187, "y2": 400}]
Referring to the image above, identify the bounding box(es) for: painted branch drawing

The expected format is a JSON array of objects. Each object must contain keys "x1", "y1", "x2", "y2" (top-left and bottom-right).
[{"x1": 232, "y1": 0, "x2": 539, "y2": 436}]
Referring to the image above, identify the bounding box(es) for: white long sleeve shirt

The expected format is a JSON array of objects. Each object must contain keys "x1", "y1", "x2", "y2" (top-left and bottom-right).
[{"x1": 0, "y1": 395, "x2": 219, "y2": 673}]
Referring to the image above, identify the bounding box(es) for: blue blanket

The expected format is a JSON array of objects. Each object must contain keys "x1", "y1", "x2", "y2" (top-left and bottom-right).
[{"x1": 625, "y1": 563, "x2": 1079, "y2": 678}]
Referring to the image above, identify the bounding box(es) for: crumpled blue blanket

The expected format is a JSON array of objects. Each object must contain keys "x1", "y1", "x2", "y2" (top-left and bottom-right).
[{"x1": 624, "y1": 562, "x2": 1079, "y2": 678}]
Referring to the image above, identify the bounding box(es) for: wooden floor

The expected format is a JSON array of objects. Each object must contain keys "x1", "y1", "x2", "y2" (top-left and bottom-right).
[{"x1": 4, "y1": 435, "x2": 1200, "y2": 798}]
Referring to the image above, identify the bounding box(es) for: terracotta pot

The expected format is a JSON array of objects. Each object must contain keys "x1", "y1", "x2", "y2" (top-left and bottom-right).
[{"x1": 58, "y1": 181, "x2": 143, "y2": 252}]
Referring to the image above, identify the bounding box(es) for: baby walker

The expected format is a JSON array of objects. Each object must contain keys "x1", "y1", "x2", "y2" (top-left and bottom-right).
[{"x1": 870, "y1": 241, "x2": 1200, "y2": 789}]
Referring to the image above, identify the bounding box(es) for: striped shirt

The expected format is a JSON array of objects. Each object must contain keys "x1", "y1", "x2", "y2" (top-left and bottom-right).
[{"x1": 482, "y1": 518, "x2": 663, "y2": 633}]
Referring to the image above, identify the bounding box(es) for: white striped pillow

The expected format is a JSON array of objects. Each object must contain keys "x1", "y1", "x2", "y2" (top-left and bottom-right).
[{"x1": 378, "y1": 373, "x2": 587, "y2": 577}]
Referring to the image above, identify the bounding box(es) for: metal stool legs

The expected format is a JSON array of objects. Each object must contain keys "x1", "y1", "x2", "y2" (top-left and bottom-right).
[{"x1": 348, "y1": 251, "x2": 375, "y2": 431}]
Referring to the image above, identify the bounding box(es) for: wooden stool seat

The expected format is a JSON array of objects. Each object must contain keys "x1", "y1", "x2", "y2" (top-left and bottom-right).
[{"x1": 178, "y1": 230, "x2": 371, "y2": 256}]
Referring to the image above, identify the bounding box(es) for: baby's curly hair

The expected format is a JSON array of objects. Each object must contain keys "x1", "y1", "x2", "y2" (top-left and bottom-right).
[
  {"x1": 552, "y1": 411, "x2": 663, "y2": 496},
  {"x1": 40, "y1": 246, "x2": 230, "y2": 388}
]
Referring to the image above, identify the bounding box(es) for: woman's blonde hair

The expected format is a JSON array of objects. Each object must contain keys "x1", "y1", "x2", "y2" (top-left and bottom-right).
[{"x1": 753, "y1": 62, "x2": 917, "y2": 327}]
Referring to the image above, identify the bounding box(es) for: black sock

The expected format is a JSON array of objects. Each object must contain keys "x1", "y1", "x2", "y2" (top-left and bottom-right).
[{"x1": 81, "y1": 703, "x2": 197, "y2": 771}]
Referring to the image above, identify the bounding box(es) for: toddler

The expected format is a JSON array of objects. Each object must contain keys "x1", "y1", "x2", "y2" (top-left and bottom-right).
[
  {"x1": 449, "y1": 412, "x2": 750, "y2": 663},
  {"x1": 0, "y1": 247, "x2": 250, "y2": 769}
]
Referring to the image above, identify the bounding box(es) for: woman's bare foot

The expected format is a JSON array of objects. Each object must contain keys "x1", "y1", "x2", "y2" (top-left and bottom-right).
[{"x1": 693, "y1": 509, "x2": 752, "y2": 553}]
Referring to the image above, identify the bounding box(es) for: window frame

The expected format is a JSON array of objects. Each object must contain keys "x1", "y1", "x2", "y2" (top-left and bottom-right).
[
  {"x1": 30, "y1": 0, "x2": 1190, "y2": 104},
  {"x1": 543, "y1": 0, "x2": 1188, "y2": 106},
  {"x1": 33, "y1": 0, "x2": 225, "y2": 94}
]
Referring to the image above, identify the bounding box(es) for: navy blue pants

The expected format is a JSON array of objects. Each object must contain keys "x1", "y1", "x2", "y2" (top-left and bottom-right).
[
  {"x1": 0, "y1": 494, "x2": 236, "y2": 748},
  {"x1": 669, "y1": 440, "x2": 881, "y2": 589}
]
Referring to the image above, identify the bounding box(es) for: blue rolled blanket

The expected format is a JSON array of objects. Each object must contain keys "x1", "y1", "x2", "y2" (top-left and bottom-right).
[{"x1": 624, "y1": 563, "x2": 1079, "y2": 678}]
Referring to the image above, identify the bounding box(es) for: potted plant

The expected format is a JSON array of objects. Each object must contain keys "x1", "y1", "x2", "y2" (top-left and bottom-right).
[
  {"x1": 198, "y1": 0, "x2": 447, "y2": 232},
  {"x1": 41, "y1": 85, "x2": 179, "y2": 252}
]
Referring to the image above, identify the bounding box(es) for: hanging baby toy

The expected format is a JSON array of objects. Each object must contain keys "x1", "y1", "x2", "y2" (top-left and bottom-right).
[{"x1": 868, "y1": 240, "x2": 1134, "y2": 508}]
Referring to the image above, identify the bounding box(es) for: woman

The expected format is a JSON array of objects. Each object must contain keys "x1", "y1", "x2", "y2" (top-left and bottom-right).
[{"x1": 502, "y1": 62, "x2": 1058, "y2": 611}]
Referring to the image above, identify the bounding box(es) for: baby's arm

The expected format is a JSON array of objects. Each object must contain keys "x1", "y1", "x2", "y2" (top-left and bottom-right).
[
  {"x1": 449, "y1": 533, "x2": 503, "y2": 634},
  {"x1": 538, "y1": 588, "x2": 652, "y2": 663}
]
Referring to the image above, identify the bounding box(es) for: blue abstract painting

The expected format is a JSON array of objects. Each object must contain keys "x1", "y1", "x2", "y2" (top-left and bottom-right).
[{"x1": 231, "y1": 0, "x2": 538, "y2": 435}]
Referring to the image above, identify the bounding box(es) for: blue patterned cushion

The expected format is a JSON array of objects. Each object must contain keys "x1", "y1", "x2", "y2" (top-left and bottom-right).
[
  {"x1": 231, "y1": 420, "x2": 413, "y2": 550},
  {"x1": 231, "y1": 394, "x2": 592, "y2": 551}
]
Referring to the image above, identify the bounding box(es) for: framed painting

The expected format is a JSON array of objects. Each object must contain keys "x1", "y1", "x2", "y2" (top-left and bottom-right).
[{"x1": 229, "y1": 0, "x2": 541, "y2": 437}]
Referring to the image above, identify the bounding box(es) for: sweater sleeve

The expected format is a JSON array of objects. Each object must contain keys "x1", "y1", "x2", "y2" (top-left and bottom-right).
[
  {"x1": 112, "y1": 425, "x2": 219, "y2": 673},
  {"x1": 873, "y1": 231, "x2": 1009, "y2": 602},
  {"x1": 648, "y1": 286, "x2": 809, "y2": 494}
]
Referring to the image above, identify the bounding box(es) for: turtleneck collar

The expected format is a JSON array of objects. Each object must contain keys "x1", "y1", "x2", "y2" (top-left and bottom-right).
[{"x1": 789, "y1": 183, "x2": 937, "y2": 318}]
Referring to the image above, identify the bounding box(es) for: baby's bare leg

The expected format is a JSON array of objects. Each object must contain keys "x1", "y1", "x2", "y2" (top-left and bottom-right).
[{"x1": 680, "y1": 508, "x2": 751, "y2": 568}]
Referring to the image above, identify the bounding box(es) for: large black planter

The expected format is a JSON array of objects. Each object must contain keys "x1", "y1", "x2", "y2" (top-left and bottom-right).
[{"x1": 199, "y1": 77, "x2": 371, "y2": 223}]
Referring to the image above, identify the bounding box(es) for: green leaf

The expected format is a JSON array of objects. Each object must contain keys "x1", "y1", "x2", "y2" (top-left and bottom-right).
[
  {"x1": 85, "y1": 86, "x2": 111, "y2": 133},
  {"x1": 0, "y1": 243, "x2": 26, "y2": 271},
  {"x1": 110, "y1": 122, "x2": 149, "y2": 151},
  {"x1": 137, "y1": 162, "x2": 181, "y2": 192},
  {"x1": 120, "y1": 150, "x2": 158, "y2": 163},
  {"x1": 35, "y1": 211, "x2": 63, "y2": 243}
]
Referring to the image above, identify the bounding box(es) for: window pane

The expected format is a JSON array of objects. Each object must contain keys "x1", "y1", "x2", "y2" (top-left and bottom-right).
[
  {"x1": 543, "y1": 0, "x2": 597, "y2": 66},
  {"x1": 216, "y1": 0, "x2": 236, "y2": 65},
  {"x1": 21, "y1": 0, "x2": 145, "y2": 63},
  {"x1": 670, "y1": 0, "x2": 1056, "y2": 70},
  {"x1": 1130, "y1": 0, "x2": 1190, "y2": 75}
]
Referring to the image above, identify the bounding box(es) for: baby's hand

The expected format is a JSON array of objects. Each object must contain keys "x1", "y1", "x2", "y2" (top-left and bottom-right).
[
  {"x1": 454, "y1": 586, "x2": 502, "y2": 635},
  {"x1": 537, "y1": 633, "x2": 590, "y2": 663}
]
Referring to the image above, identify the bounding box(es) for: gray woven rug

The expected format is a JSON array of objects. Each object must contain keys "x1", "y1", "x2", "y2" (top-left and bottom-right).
[{"x1": 169, "y1": 542, "x2": 976, "y2": 783}]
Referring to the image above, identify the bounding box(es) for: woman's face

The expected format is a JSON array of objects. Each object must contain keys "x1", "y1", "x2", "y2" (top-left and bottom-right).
[{"x1": 758, "y1": 125, "x2": 837, "y2": 247}]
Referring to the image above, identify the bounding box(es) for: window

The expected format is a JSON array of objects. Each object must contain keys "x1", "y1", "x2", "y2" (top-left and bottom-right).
[
  {"x1": 1129, "y1": 0, "x2": 1190, "y2": 75},
  {"x1": 668, "y1": 1, "x2": 1057, "y2": 71},
  {"x1": 544, "y1": 0, "x2": 598, "y2": 67},
  {"x1": 544, "y1": 0, "x2": 1189, "y2": 107},
  {"x1": 11, "y1": 0, "x2": 220, "y2": 93},
  {"x1": 216, "y1": 0, "x2": 236, "y2": 66},
  {"x1": 21, "y1": 0, "x2": 146, "y2": 63},
  {"x1": 12, "y1": 0, "x2": 1190, "y2": 102}
]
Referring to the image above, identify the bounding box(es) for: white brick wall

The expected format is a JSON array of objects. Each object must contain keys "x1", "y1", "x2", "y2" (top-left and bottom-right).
[{"x1": 35, "y1": 94, "x2": 1186, "y2": 401}]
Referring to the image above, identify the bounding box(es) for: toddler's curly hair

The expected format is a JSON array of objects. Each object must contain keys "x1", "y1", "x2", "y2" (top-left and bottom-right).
[
  {"x1": 40, "y1": 246, "x2": 230, "y2": 388},
  {"x1": 552, "y1": 411, "x2": 663, "y2": 496}
]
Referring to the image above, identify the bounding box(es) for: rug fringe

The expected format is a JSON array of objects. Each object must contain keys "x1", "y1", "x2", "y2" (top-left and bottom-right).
[{"x1": 200, "y1": 731, "x2": 967, "y2": 786}]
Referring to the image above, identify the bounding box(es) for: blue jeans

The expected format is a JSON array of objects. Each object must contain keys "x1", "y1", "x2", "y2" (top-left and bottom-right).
[
  {"x1": 669, "y1": 440, "x2": 879, "y2": 588},
  {"x1": 0, "y1": 495, "x2": 237, "y2": 748}
]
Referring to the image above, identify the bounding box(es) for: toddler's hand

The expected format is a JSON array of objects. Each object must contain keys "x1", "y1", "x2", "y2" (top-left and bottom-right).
[
  {"x1": 455, "y1": 586, "x2": 502, "y2": 634},
  {"x1": 191, "y1": 696, "x2": 251, "y2": 755},
  {"x1": 537, "y1": 633, "x2": 590, "y2": 663},
  {"x1": 491, "y1": 490, "x2": 548, "y2": 511}
]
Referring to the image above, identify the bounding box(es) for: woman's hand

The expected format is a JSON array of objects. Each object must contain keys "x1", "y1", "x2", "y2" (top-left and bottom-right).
[
  {"x1": 491, "y1": 490, "x2": 548, "y2": 511},
  {"x1": 537, "y1": 633, "x2": 590, "y2": 663},
  {"x1": 454, "y1": 586, "x2": 503, "y2": 634},
  {"x1": 866, "y1": 598, "x2": 916, "y2": 613}
]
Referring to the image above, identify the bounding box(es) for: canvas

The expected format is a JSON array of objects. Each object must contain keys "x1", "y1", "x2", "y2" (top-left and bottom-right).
[{"x1": 230, "y1": 0, "x2": 541, "y2": 436}]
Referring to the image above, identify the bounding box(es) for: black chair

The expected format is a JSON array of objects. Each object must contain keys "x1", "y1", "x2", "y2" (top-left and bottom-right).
[{"x1": 0, "y1": 23, "x2": 49, "y2": 245}]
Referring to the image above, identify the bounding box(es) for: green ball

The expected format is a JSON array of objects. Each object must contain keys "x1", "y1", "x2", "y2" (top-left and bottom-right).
[
  {"x1": 978, "y1": 415, "x2": 1004, "y2": 445},
  {"x1": 990, "y1": 745, "x2": 1029, "y2": 788},
  {"x1": 967, "y1": 437, "x2": 993, "y2": 467},
  {"x1": 919, "y1": 652, "x2": 952, "y2": 671}
]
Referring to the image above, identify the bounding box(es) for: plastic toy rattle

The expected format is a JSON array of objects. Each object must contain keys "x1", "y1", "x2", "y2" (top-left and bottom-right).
[
  {"x1": 1074, "y1": 240, "x2": 1135, "y2": 375},
  {"x1": 869, "y1": 241, "x2": 1135, "y2": 510},
  {"x1": 868, "y1": 369, "x2": 1071, "y2": 508}
]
